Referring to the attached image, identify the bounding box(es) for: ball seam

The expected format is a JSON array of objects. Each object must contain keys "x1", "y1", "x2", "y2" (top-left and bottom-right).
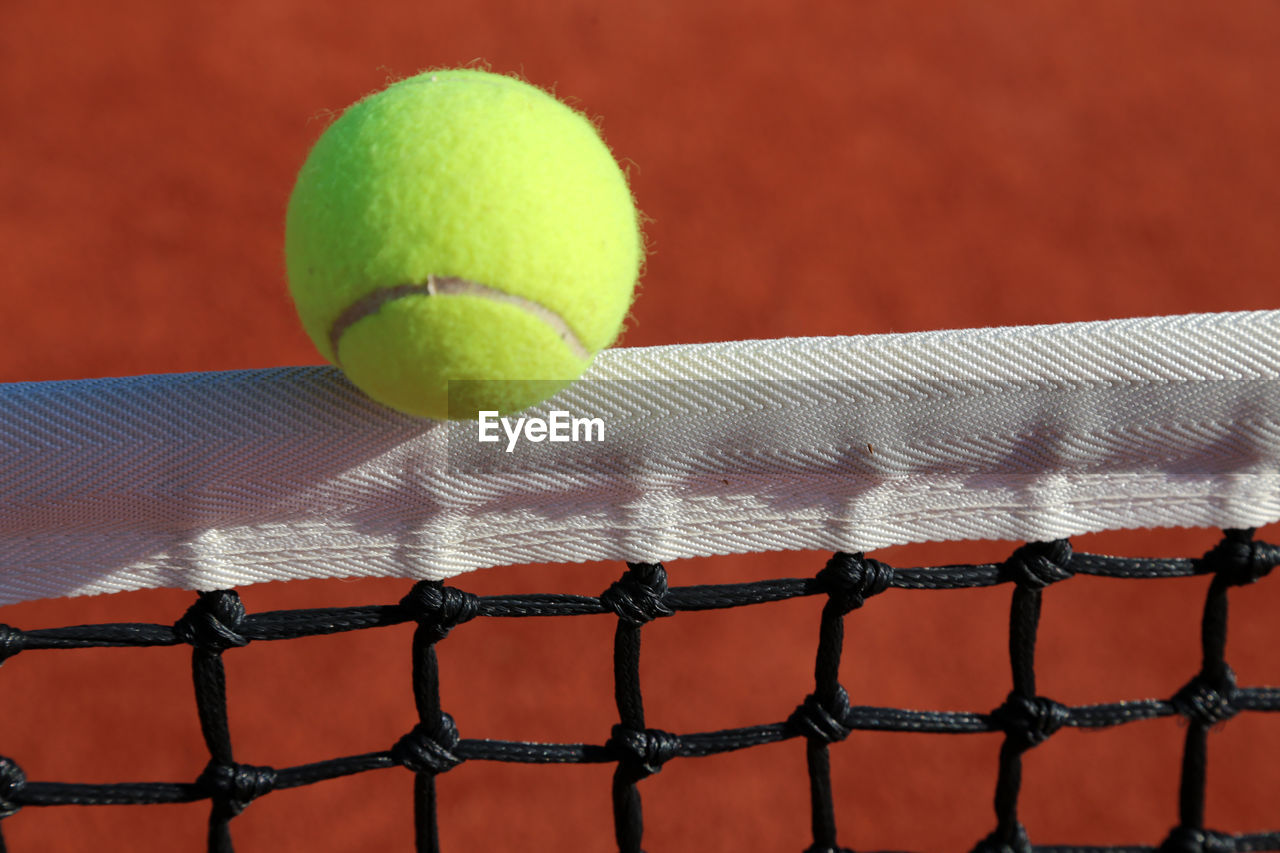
[{"x1": 327, "y1": 275, "x2": 591, "y2": 364}]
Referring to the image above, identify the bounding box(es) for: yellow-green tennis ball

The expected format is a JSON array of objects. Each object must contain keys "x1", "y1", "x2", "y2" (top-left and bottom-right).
[{"x1": 285, "y1": 69, "x2": 642, "y2": 420}]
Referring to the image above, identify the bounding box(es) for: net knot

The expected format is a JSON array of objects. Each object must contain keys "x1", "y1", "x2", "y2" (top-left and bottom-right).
[
  {"x1": 399, "y1": 582, "x2": 479, "y2": 643},
  {"x1": 601, "y1": 563, "x2": 674, "y2": 626},
  {"x1": 788, "y1": 687, "x2": 853, "y2": 744},
  {"x1": 198, "y1": 761, "x2": 276, "y2": 816},
  {"x1": 1001, "y1": 540, "x2": 1073, "y2": 590},
  {"x1": 1172, "y1": 666, "x2": 1239, "y2": 727},
  {"x1": 991, "y1": 693, "x2": 1069, "y2": 749},
  {"x1": 1158, "y1": 826, "x2": 1236, "y2": 853},
  {"x1": 816, "y1": 553, "x2": 893, "y2": 614},
  {"x1": 392, "y1": 713, "x2": 463, "y2": 775},
  {"x1": 174, "y1": 590, "x2": 248, "y2": 650},
  {"x1": 609, "y1": 725, "x2": 680, "y2": 777},
  {"x1": 0, "y1": 757, "x2": 25, "y2": 819},
  {"x1": 970, "y1": 823, "x2": 1031, "y2": 853},
  {"x1": 0, "y1": 625, "x2": 26, "y2": 664},
  {"x1": 1204, "y1": 529, "x2": 1278, "y2": 587}
]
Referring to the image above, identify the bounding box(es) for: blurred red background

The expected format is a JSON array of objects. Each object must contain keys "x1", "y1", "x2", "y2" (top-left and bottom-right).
[{"x1": 2, "y1": 2, "x2": 1279, "y2": 851}]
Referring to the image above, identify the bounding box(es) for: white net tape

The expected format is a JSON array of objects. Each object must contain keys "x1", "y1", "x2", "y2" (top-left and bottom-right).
[{"x1": 2, "y1": 311, "x2": 1279, "y2": 605}]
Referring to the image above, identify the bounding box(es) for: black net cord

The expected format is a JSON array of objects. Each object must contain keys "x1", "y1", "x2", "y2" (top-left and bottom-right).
[
  {"x1": 602, "y1": 560, "x2": 680, "y2": 853},
  {"x1": 994, "y1": 582, "x2": 1041, "y2": 846},
  {"x1": 794, "y1": 551, "x2": 895, "y2": 853},
  {"x1": 807, "y1": 599, "x2": 847, "y2": 851},
  {"x1": 1171, "y1": 529, "x2": 1247, "y2": 841},
  {"x1": 414, "y1": 774, "x2": 437, "y2": 853},
  {"x1": 395, "y1": 580, "x2": 477, "y2": 853},
  {"x1": 196, "y1": 646, "x2": 235, "y2": 853},
  {"x1": 976, "y1": 540, "x2": 1074, "y2": 853},
  {"x1": 610, "y1": 563, "x2": 653, "y2": 853},
  {"x1": 411, "y1": 628, "x2": 443, "y2": 853},
  {"x1": 0, "y1": 532, "x2": 1278, "y2": 853},
  {"x1": 1174, "y1": 574, "x2": 1228, "y2": 836},
  {"x1": 177, "y1": 590, "x2": 252, "y2": 853}
]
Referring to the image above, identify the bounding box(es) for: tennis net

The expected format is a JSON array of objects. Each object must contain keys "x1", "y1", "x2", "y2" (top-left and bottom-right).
[
  {"x1": 0, "y1": 531, "x2": 1277, "y2": 852},
  {"x1": 1, "y1": 310, "x2": 1278, "y2": 850}
]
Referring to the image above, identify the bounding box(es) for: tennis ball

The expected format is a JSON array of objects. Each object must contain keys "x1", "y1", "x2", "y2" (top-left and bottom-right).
[{"x1": 285, "y1": 69, "x2": 642, "y2": 420}]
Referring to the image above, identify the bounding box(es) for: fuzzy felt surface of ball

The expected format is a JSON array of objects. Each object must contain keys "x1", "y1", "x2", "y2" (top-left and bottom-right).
[{"x1": 285, "y1": 68, "x2": 642, "y2": 419}]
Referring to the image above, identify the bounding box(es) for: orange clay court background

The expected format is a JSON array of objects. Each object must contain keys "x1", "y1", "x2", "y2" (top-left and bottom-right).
[{"x1": 3, "y1": 3, "x2": 1280, "y2": 852}]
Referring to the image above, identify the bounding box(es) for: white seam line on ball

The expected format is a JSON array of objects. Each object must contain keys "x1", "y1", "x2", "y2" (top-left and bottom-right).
[{"x1": 328, "y1": 275, "x2": 591, "y2": 364}]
